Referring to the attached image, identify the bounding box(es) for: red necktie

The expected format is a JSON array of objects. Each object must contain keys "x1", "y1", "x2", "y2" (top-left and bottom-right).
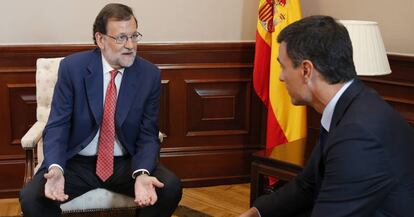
[{"x1": 96, "y1": 70, "x2": 118, "y2": 181}]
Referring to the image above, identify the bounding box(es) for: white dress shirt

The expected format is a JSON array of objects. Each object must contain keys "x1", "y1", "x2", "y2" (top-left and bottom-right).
[
  {"x1": 321, "y1": 79, "x2": 354, "y2": 132},
  {"x1": 78, "y1": 55, "x2": 126, "y2": 156}
]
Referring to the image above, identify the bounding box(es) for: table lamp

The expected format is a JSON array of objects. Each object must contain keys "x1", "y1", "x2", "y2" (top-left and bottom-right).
[{"x1": 339, "y1": 20, "x2": 391, "y2": 76}]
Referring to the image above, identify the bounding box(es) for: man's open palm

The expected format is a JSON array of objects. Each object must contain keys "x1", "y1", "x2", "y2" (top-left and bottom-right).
[
  {"x1": 44, "y1": 167, "x2": 68, "y2": 202},
  {"x1": 134, "y1": 175, "x2": 164, "y2": 207}
]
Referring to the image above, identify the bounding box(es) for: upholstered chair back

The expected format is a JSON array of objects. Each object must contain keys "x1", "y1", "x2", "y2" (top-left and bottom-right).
[
  {"x1": 36, "y1": 58, "x2": 63, "y2": 123},
  {"x1": 34, "y1": 57, "x2": 64, "y2": 171}
]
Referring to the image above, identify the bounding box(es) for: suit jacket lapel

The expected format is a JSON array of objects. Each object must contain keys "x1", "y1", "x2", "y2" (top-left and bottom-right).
[
  {"x1": 330, "y1": 79, "x2": 364, "y2": 130},
  {"x1": 115, "y1": 60, "x2": 140, "y2": 128},
  {"x1": 315, "y1": 80, "x2": 364, "y2": 191},
  {"x1": 85, "y1": 50, "x2": 104, "y2": 125}
]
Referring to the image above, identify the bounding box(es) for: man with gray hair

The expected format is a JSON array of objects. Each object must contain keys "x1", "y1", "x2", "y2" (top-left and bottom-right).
[{"x1": 20, "y1": 3, "x2": 182, "y2": 217}]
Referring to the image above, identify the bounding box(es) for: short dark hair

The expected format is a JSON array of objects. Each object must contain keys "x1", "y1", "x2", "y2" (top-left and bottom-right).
[
  {"x1": 277, "y1": 15, "x2": 357, "y2": 84},
  {"x1": 92, "y1": 3, "x2": 138, "y2": 45}
]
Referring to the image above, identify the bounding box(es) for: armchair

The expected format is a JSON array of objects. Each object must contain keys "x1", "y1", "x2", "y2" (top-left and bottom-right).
[{"x1": 21, "y1": 57, "x2": 163, "y2": 216}]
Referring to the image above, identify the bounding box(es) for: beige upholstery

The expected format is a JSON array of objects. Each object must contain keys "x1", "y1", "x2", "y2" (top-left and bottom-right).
[
  {"x1": 21, "y1": 57, "x2": 162, "y2": 212},
  {"x1": 21, "y1": 58, "x2": 62, "y2": 173}
]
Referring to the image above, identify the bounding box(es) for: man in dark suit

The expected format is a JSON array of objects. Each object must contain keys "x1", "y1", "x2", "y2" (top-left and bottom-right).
[
  {"x1": 240, "y1": 15, "x2": 414, "y2": 217},
  {"x1": 19, "y1": 3, "x2": 181, "y2": 217}
]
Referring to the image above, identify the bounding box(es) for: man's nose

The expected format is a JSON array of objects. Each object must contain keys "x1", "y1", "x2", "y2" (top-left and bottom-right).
[
  {"x1": 124, "y1": 38, "x2": 135, "y2": 49},
  {"x1": 279, "y1": 73, "x2": 284, "y2": 82}
]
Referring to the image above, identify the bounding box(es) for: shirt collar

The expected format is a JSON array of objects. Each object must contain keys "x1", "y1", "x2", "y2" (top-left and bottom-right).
[
  {"x1": 321, "y1": 79, "x2": 354, "y2": 132},
  {"x1": 101, "y1": 54, "x2": 125, "y2": 75}
]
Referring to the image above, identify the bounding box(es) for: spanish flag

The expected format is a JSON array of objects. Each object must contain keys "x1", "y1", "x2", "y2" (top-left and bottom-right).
[{"x1": 254, "y1": 0, "x2": 307, "y2": 165}]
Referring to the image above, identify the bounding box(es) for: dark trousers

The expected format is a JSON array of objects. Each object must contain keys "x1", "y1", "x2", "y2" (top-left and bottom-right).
[
  {"x1": 20, "y1": 155, "x2": 182, "y2": 217},
  {"x1": 293, "y1": 210, "x2": 312, "y2": 217}
]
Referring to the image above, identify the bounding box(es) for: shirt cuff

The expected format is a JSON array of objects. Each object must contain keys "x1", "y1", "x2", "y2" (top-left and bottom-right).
[
  {"x1": 132, "y1": 169, "x2": 150, "y2": 179},
  {"x1": 48, "y1": 164, "x2": 64, "y2": 174}
]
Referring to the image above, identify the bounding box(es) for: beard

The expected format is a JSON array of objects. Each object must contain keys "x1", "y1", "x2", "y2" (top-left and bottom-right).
[{"x1": 118, "y1": 51, "x2": 137, "y2": 68}]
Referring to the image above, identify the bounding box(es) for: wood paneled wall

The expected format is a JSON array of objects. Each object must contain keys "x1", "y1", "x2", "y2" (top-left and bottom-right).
[
  {"x1": 0, "y1": 43, "x2": 413, "y2": 198},
  {"x1": 0, "y1": 43, "x2": 262, "y2": 198}
]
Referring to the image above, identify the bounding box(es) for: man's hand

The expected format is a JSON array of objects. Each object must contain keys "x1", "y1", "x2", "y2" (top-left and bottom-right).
[
  {"x1": 239, "y1": 207, "x2": 261, "y2": 217},
  {"x1": 134, "y1": 174, "x2": 164, "y2": 207},
  {"x1": 44, "y1": 166, "x2": 68, "y2": 202}
]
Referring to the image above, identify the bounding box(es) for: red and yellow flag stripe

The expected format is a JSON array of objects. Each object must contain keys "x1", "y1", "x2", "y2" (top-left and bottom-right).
[{"x1": 253, "y1": 0, "x2": 307, "y2": 165}]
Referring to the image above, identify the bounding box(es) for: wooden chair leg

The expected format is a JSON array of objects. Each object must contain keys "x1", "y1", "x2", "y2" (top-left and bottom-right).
[{"x1": 24, "y1": 149, "x2": 34, "y2": 185}]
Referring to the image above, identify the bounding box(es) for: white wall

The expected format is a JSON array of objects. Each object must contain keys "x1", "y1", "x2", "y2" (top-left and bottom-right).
[
  {"x1": 301, "y1": 0, "x2": 414, "y2": 55},
  {"x1": 0, "y1": 0, "x2": 258, "y2": 44},
  {"x1": 1, "y1": 0, "x2": 413, "y2": 55}
]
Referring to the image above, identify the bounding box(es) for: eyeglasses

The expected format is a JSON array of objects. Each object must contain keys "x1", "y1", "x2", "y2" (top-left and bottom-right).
[{"x1": 103, "y1": 32, "x2": 143, "y2": 44}]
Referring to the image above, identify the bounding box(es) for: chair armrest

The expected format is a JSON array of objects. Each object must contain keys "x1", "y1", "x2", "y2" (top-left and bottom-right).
[
  {"x1": 158, "y1": 131, "x2": 166, "y2": 143},
  {"x1": 21, "y1": 121, "x2": 46, "y2": 149}
]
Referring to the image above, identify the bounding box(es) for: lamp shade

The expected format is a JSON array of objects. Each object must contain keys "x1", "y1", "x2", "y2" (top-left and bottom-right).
[{"x1": 339, "y1": 20, "x2": 391, "y2": 76}]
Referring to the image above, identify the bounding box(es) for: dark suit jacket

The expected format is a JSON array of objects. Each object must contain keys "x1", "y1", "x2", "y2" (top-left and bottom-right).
[
  {"x1": 254, "y1": 80, "x2": 414, "y2": 217},
  {"x1": 41, "y1": 48, "x2": 161, "y2": 174}
]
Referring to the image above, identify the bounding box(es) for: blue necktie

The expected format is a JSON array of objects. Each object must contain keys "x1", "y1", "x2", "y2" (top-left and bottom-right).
[
  {"x1": 319, "y1": 127, "x2": 329, "y2": 149},
  {"x1": 315, "y1": 126, "x2": 329, "y2": 198}
]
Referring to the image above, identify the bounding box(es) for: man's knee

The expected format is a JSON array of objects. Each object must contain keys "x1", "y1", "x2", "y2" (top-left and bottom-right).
[
  {"x1": 20, "y1": 183, "x2": 43, "y2": 215},
  {"x1": 161, "y1": 172, "x2": 182, "y2": 202},
  {"x1": 19, "y1": 170, "x2": 61, "y2": 216},
  {"x1": 19, "y1": 185, "x2": 31, "y2": 212}
]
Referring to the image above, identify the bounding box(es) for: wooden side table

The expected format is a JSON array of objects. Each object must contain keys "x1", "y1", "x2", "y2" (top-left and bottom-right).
[{"x1": 250, "y1": 139, "x2": 306, "y2": 205}]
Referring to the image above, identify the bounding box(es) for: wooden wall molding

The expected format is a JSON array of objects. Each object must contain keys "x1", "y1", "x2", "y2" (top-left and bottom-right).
[
  {"x1": 0, "y1": 43, "x2": 254, "y2": 67},
  {"x1": 185, "y1": 78, "x2": 251, "y2": 137},
  {"x1": 160, "y1": 80, "x2": 170, "y2": 135},
  {"x1": 0, "y1": 42, "x2": 413, "y2": 198},
  {"x1": 8, "y1": 84, "x2": 37, "y2": 146}
]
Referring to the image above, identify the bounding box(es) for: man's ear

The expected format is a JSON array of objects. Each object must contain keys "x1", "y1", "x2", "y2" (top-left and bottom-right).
[
  {"x1": 95, "y1": 32, "x2": 104, "y2": 49},
  {"x1": 301, "y1": 60, "x2": 313, "y2": 83}
]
